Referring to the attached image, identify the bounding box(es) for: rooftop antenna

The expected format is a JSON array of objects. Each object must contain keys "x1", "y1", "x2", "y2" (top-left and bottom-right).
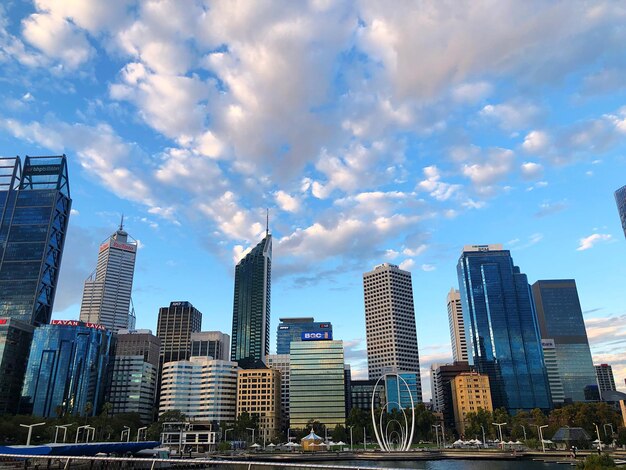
[
  {"x1": 266, "y1": 208, "x2": 269, "y2": 236},
  {"x1": 119, "y1": 214, "x2": 124, "y2": 231}
]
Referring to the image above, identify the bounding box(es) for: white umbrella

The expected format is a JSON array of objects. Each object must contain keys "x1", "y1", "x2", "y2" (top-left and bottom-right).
[
  {"x1": 336, "y1": 441, "x2": 346, "y2": 446},
  {"x1": 474, "y1": 440, "x2": 482, "y2": 445},
  {"x1": 250, "y1": 443, "x2": 261, "y2": 448},
  {"x1": 514, "y1": 441, "x2": 523, "y2": 445},
  {"x1": 285, "y1": 442, "x2": 295, "y2": 447},
  {"x1": 267, "y1": 443, "x2": 276, "y2": 447}
]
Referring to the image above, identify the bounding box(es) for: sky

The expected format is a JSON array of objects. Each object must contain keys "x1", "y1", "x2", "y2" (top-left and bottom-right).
[{"x1": 1, "y1": 0, "x2": 625, "y2": 400}]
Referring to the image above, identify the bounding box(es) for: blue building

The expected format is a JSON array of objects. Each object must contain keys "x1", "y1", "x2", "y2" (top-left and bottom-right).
[
  {"x1": 384, "y1": 372, "x2": 420, "y2": 412},
  {"x1": 231, "y1": 232, "x2": 271, "y2": 368},
  {"x1": 20, "y1": 320, "x2": 113, "y2": 417},
  {"x1": 532, "y1": 280, "x2": 596, "y2": 403},
  {"x1": 0, "y1": 155, "x2": 71, "y2": 414},
  {"x1": 457, "y1": 244, "x2": 551, "y2": 413},
  {"x1": 276, "y1": 317, "x2": 333, "y2": 354},
  {"x1": 616, "y1": 185, "x2": 626, "y2": 239}
]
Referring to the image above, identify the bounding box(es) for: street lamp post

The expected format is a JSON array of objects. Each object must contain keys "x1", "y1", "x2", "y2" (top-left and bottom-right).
[
  {"x1": 603, "y1": 423, "x2": 614, "y2": 437},
  {"x1": 121, "y1": 426, "x2": 131, "y2": 442},
  {"x1": 224, "y1": 428, "x2": 233, "y2": 442},
  {"x1": 593, "y1": 422, "x2": 602, "y2": 452},
  {"x1": 136, "y1": 426, "x2": 148, "y2": 442},
  {"x1": 85, "y1": 426, "x2": 96, "y2": 443},
  {"x1": 520, "y1": 425, "x2": 527, "y2": 441},
  {"x1": 432, "y1": 424, "x2": 441, "y2": 448},
  {"x1": 363, "y1": 427, "x2": 366, "y2": 451},
  {"x1": 75, "y1": 425, "x2": 88, "y2": 443},
  {"x1": 532, "y1": 424, "x2": 548, "y2": 452},
  {"x1": 20, "y1": 423, "x2": 46, "y2": 446},
  {"x1": 246, "y1": 427, "x2": 255, "y2": 445},
  {"x1": 54, "y1": 424, "x2": 74, "y2": 444},
  {"x1": 348, "y1": 426, "x2": 354, "y2": 452},
  {"x1": 480, "y1": 425, "x2": 486, "y2": 448},
  {"x1": 492, "y1": 422, "x2": 507, "y2": 449}
]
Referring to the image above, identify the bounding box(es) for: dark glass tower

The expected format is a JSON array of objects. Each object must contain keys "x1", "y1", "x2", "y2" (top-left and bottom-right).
[
  {"x1": 276, "y1": 317, "x2": 332, "y2": 354},
  {"x1": 457, "y1": 244, "x2": 551, "y2": 413},
  {"x1": 532, "y1": 280, "x2": 596, "y2": 402},
  {"x1": 0, "y1": 155, "x2": 71, "y2": 413},
  {"x1": 231, "y1": 233, "x2": 272, "y2": 368},
  {"x1": 616, "y1": 185, "x2": 626, "y2": 239}
]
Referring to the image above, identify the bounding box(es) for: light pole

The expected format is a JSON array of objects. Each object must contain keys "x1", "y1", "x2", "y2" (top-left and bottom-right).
[
  {"x1": 54, "y1": 424, "x2": 74, "y2": 444},
  {"x1": 325, "y1": 426, "x2": 328, "y2": 443},
  {"x1": 121, "y1": 426, "x2": 131, "y2": 442},
  {"x1": 20, "y1": 423, "x2": 46, "y2": 446},
  {"x1": 246, "y1": 427, "x2": 255, "y2": 445},
  {"x1": 224, "y1": 428, "x2": 233, "y2": 442},
  {"x1": 520, "y1": 425, "x2": 527, "y2": 441},
  {"x1": 603, "y1": 423, "x2": 614, "y2": 437},
  {"x1": 348, "y1": 426, "x2": 354, "y2": 452},
  {"x1": 492, "y1": 422, "x2": 507, "y2": 449},
  {"x1": 363, "y1": 426, "x2": 366, "y2": 451},
  {"x1": 432, "y1": 424, "x2": 441, "y2": 448},
  {"x1": 532, "y1": 424, "x2": 548, "y2": 452},
  {"x1": 480, "y1": 425, "x2": 486, "y2": 448},
  {"x1": 136, "y1": 426, "x2": 148, "y2": 442},
  {"x1": 75, "y1": 425, "x2": 88, "y2": 443},
  {"x1": 593, "y1": 422, "x2": 602, "y2": 451},
  {"x1": 85, "y1": 426, "x2": 96, "y2": 443}
]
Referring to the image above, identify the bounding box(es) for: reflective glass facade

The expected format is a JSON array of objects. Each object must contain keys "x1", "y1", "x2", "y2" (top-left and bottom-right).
[
  {"x1": 532, "y1": 280, "x2": 596, "y2": 402},
  {"x1": 0, "y1": 318, "x2": 34, "y2": 413},
  {"x1": 385, "y1": 372, "x2": 420, "y2": 412},
  {"x1": 616, "y1": 185, "x2": 626, "y2": 239},
  {"x1": 457, "y1": 245, "x2": 551, "y2": 412},
  {"x1": 20, "y1": 321, "x2": 113, "y2": 417},
  {"x1": 276, "y1": 317, "x2": 332, "y2": 354},
  {"x1": 289, "y1": 340, "x2": 345, "y2": 428},
  {"x1": 231, "y1": 234, "x2": 271, "y2": 368}
]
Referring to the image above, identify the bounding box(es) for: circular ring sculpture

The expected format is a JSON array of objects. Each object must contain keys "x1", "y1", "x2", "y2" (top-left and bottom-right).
[{"x1": 371, "y1": 373, "x2": 415, "y2": 452}]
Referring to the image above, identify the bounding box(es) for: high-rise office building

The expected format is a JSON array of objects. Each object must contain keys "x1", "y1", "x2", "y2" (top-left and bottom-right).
[
  {"x1": 457, "y1": 244, "x2": 551, "y2": 412},
  {"x1": 451, "y1": 372, "x2": 493, "y2": 436},
  {"x1": 615, "y1": 185, "x2": 626, "y2": 239},
  {"x1": 266, "y1": 354, "x2": 290, "y2": 428},
  {"x1": 79, "y1": 221, "x2": 137, "y2": 332},
  {"x1": 190, "y1": 331, "x2": 230, "y2": 360},
  {"x1": 384, "y1": 371, "x2": 421, "y2": 412},
  {"x1": 595, "y1": 364, "x2": 617, "y2": 399},
  {"x1": 289, "y1": 340, "x2": 345, "y2": 428},
  {"x1": 0, "y1": 155, "x2": 71, "y2": 413},
  {"x1": 430, "y1": 362, "x2": 471, "y2": 432},
  {"x1": 20, "y1": 320, "x2": 113, "y2": 417},
  {"x1": 109, "y1": 329, "x2": 160, "y2": 423},
  {"x1": 363, "y1": 263, "x2": 422, "y2": 403},
  {"x1": 159, "y1": 356, "x2": 238, "y2": 423},
  {"x1": 350, "y1": 379, "x2": 385, "y2": 412},
  {"x1": 276, "y1": 317, "x2": 333, "y2": 354},
  {"x1": 231, "y1": 232, "x2": 272, "y2": 368},
  {"x1": 237, "y1": 368, "x2": 281, "y2": 439},
  {"x1": 532, "y1": 279, "x2": 596, "y2": 402},
  {"x1": 541, "y1": 339, "x2": 565, "y2": 404},
  {"x1": 447, "y1": 288, "x2": 468, "y2": 363},
  {"x1": 157, "y1": 301, "x2": 202, "y2": 365}
]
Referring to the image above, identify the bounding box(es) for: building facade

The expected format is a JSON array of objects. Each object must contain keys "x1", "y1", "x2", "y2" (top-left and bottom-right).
[
  {"x1": 457, "y1": 244, "x2": 551, "y2": 412},
  {"x1": 0, "y1": 156, "x2": 71, "y2": 413},
  {"x1": 20, "y1": 320, "x2": 113, "y2": 417},
  {"x1": 266, "y1": 354, "x2": 290, "y2": 429},
  {"x1": 615, "y1": 185, "x2": 626, "y2": 239},
  {"x1": 363, "y1": 263, "x2": 422, "y2": 402},
  {"x1": 384, "y1": 371, "x2": 421, "y2": 412},
  {"x1": 532, "y1": 279, "x2": 596, "y2": 402},
  {"x1": 289, "y1": 340, "x2": 345, "y2": 429},
  {"x1": 451, "y1": 372, "x2": 493, "y2": 436},
  {"x1": 541, "y1": 339, "x2": 565, "y2": 404},
  {"x1": 109, "y1": 329, "x2": 160, "y2": 423},
  {"x1": 430, "y1": 362, "x2": 471, "y2": 433},
  {"x1": 237, "y1": 368, "x2": 281, "y2": 439},
  {"x1": 191, "y1": 331, "x2": 230, "y2": 360},
  {"x1": 159, "y1": 356, "x2": 238, "y2": 423},
  {"x1": 447, "y1": 288, "x2": 468, "y2": 363},
  {"x1": 231, "y1": 233, "x2": 271, "y2": 368},
  {"x1": 276, "y1": 317, "x2": 333, "y2": 354},
  {"x1": 350, "y1": 379, "x2": 385, "y2": 412},
  {"x1": 595, "y1": 364, "x2": 617, "y2": 398},
  {"x1": 79, "y1": 221, "x2": 137, "y2": 332},
  {"x1": 157, "y1": 301, "x2": 202, "y2": 365}
]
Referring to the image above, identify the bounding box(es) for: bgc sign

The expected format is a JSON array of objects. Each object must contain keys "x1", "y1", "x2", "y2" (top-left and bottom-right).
[{"x1": 301, "y1": 331, "x2": 332, "y2": 341}]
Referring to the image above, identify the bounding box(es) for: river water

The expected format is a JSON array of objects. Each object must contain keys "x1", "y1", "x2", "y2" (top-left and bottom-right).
[{"x1": 214, "y1": 459, "x2": 562, "y2": 469}]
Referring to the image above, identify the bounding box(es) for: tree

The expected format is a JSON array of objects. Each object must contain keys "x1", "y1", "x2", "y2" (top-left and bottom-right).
[
  {"x1": 147, "y1": 409, "x2": 187, "y2": 441},
  {"x1": 576, "y1": 453, "x2": 616, "y2": 469},
  {"x1": 233, "y1": 412, "x2": 259, "y2": 442},
  {"x1": 463, "y1": 408, "x2": 492, "y2": 440},
  {"x1": 331, "y1": 424, "x2": 347, "y2": 442}
]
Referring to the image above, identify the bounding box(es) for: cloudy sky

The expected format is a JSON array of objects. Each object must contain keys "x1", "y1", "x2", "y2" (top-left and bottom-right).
[{"x1": 1, "y1": 0, "x2": 625, "y2": 398}]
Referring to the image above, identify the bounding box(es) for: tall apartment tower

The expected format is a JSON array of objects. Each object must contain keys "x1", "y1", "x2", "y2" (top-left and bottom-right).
[
  {"x1": 447, "y1": 288, "x2": 468, "y2": 363},
  {"x1": 231, "y1": 232, "x2": 271, "y2": 368},
  {"x1": 615, "y1": 185, "x2": 626, "y2": 239},
  {"x1": 0, "y1": 155, "x2": 71, "y2": 413},
  {"x1": 457, "y1": 244, "x2": 551, "y2": 413},
  {"x1": 79, "y1": 220, "x2": 137, "y2": 331},
  {"x1": 595, "y1": 364, "x2": 617, "y2": 399},
  {"x1": 363, "y1": 263, "x2": 422, "y2": 398},
  {"x1": 532, "y1": 279, "x2": 596, "y2": 402},
  {"x1": 157, "y1": 301, "x2": 202, "y2": 365}
]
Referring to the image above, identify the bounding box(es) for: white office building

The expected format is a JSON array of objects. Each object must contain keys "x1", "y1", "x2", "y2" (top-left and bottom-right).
[{"x1": 447, "y1": 288, "x2": 468, "y2": 363}]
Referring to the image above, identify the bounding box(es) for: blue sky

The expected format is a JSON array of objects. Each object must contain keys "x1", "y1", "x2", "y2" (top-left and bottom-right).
[{"x1": 1, "y1": 0, "x2": 625, "y2": 399}]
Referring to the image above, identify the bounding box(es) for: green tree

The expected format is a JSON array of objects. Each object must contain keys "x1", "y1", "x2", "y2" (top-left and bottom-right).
[
  {"x1": 576, "y1": 453, "x2": 616, "y2": 469},
  {"x1": 463, "y1": 408, "x2": 492, "y2": 440},
  {"x1": 233, "y1": 412, "x2": 259, "y2": 442},
  {"x1": 147, "y1": 409, "x2": 186, "y2": 440},
  {"x1": 331, "y1": 424, "x2": 347, "y2": 442}
]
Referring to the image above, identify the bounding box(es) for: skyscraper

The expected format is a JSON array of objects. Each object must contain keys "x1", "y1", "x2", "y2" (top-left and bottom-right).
[
  {"x1": 363, "y1": 263, "x2": 422, "y2": 402},
  {"x1": 457, "y1": 244, "x2": 551, "y2": 412},
  {"x1": 190, "y1": 331, "x2": 230, "y2": 360},
  {"x1": 276, "y1": 317, "x2": 332, "y2": 354},
  {"x1": 541, "y1": 339, "x2": 565, "y2": 404},
  {"x1": 231, "y1": 232, "x2": 271, "y2": 368},
  {"x1": 0, "y1": 155, "x2": 71, "y2": 413},
  {"x1": 595, "y1": 364, "x2": 617, "y2": 399},
  {"x1": 532, "y1": 279, "x2": 596, "y2": 402},
  {"x1": 79, "y1": 220, "x2": 137, "y2": 332},
  {"x1": 447, "y1": 288, "x2": 468, "y2": 363},
  {"x1": 615, "y1": 185, "x2": 626, "y2": 239}
]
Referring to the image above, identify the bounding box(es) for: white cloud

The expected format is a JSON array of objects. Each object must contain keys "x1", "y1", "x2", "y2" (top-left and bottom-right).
[
  {"x1": 451, "y1": 81, "x2": 492, "y2": 104},
  {"x1": 399, "y1": 259, "x2": 415, "y2": 271},
  {"x1": 417, "y1": 165, "x2": 461, "y2": 201},
  {"x1": 522, "y1": 130, "x2": 550, "y2": 153},
  {"x1": 577, "y1": 233, "x2": 613, "y2": 251},
  {"x1": 461, "y1": 147, "x2": 515, "y2": 190},
  {"x1": 520, "y1": 161, "x2": 543, "y2": 180},
  {"x1": 275, "y1": 190, "x2": 300, "y2": 213},
  {"x1": 480, "y1": 101, "x2": 541, "y2": 130},
  {"x1": 421, "y1": 264, "x2": 436, "y2": 272}
]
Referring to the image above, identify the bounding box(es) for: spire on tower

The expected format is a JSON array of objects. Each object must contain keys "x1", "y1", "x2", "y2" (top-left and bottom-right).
[
  {"x1": 266, "y1": 208, "x2": 269, "y2": 236},
  {"x1": 119, "y1": 214, "x2": 125, "y2": 231}
]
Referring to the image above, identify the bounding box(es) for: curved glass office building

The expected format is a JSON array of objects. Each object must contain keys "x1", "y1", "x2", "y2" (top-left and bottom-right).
[{"x1": 616, "y1": 185, "x2": 626, "y2": 239}]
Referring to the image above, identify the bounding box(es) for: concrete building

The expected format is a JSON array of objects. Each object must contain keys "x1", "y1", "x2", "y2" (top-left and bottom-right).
[
  {"x1": 191, "y1": 331, "x2": 230, "y2": 360},
  {"x1": 451, "y1": 372, "x2": 493, "y2": 437},
  {"x1": 289, "y1": 340, "x2": 345, "y2": 429},
  {"x1": 266, "y1": 354, "x2": 290, "y2": 429},
  {"x1": 157, "y1": 301, "x2": 203, "y2": 365},
  {"x1": 447, "y1": 288, "x2": 468, "y2": 363},
  {"x1": 595, "y1": 364, "x2": 617, "y2": 399},
  {"x1": 159, "y1": 356, "x2": 238, "y2": 424},
  {"x1": 237, "y1": 368, "x2": 281, "y2": 440},
  {"x1": 541, "y1": 339, "x2": 565, "y2": 404},
  {"x1": 276, "y1": 317, "x2": 332, "y2": 354},
  {"x1": 109, "y1": 329, "x2": 160, "y2": 423},
  {"x1": 79, "y1": 221, "x2": 137, "y2": 332},
  {"x1": 430, "y1": 362, "x2": 471, "y2": 433},
  {"x1": 363, "y1": 263, "x2": 422, "y2": 401},
  {"x1": 350, "y1": 379, "x2": 385, "y2": 412}
]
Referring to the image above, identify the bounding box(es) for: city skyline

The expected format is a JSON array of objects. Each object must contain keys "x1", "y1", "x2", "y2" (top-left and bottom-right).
[{"x1": 0, "y1": 1, "x2": 625, "y2": 400}]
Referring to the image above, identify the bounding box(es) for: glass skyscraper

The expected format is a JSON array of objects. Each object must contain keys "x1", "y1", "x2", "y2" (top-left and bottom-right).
[
  {"x1": 20, "y1": 320, "x2": 113, "y2": 417},
  {"x1": 231, "y1": 232, "x2": 271, "y2": 368},
  {"x1": 457, "y1": 244, "x2": 551, "y2": 412},
  {"x1": 276, "y1": 317, "x2": 332, "y2": 354},
  {"x1": 0, "y1": 155, "x2": 71, "y2": 413},
  {"x1": 532, "y1": 280, "x2": 596, "y2": 402},
  {"x1": 616, "y1": 185, "x2": 626, "y2": 239}
]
